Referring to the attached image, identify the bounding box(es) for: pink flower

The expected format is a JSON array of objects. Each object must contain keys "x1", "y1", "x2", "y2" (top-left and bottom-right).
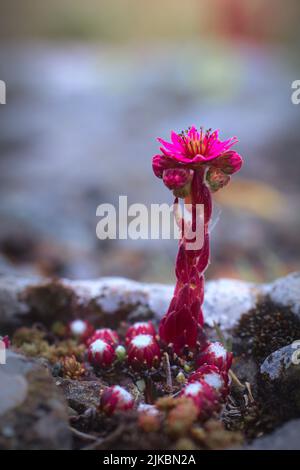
[
  {"x1": 125, "y1": 321, "x2": 156, "y2": 345},
  {"x1": 153, "y1": 127, "x2": 242, "y2": 192},
  {"x1": 87, "y1": 328, "x2": 119, "y2": 347},
  {"x1": 100, "y1": 385, "x2": 134, "y2": 415},
  {"x1": 127, "y1": 334, "x2": 161, "y2": 370}
]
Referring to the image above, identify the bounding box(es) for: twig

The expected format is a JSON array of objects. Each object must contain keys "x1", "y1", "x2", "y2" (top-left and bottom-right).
[
  {"x1": 82, "y1": 424, "x2": 125, "y2": 450},
  {"x1": 163, "y1": 352, "x2": 173, "y2": 392},
  {"x1": 69, "y1": 426, "x2": 98, "y2": 442},
  {"x1": 245, "y1": 381, "x2": 255, "y2": 403},
  {"x1": 229, "y1": 369, "x2": 245, "y2": 389}
]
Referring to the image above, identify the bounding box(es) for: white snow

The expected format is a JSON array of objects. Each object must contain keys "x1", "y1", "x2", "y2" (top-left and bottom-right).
[
  {"x1": 203, "y1": 372, "x2": 223, "y2": 390},
  {"x1": 114, "y1": 386, "x2": 133, "y2": 403},
  {"x1": 208, "y1": 342, "x2": 227, "y2": 358},
  {"x1": 184, "y1": 382, "x2": 203, "y2": 396},
  {"x1": 90, "y1": 339, "x2": 107, "y2": 354},
  {"x1": 131, "y1": 334, "x2": 153, "y2": 349},
  {"x1": 70, "y1": 319, "x2": 86, "y2": 335},
  {"x1": 137, "y1": 404, "x2": 159, "y2": 415}
]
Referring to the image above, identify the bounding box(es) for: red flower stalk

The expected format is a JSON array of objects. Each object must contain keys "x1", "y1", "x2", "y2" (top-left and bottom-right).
[
  {"x1": 87, "y1": 328, "x2": 119, "y2": 347},
  {"x1": 196, "y1": 341, "x2": 233, "y2": 371},
  {"x1": 100, "y1": 385, "x2": 134, "y2": 415},
  {"x1": 153, "y1": 126, "x2": 243, "y2": 355},
  {"x1": 68, "y1": 319, "x2": 94, "y2": 343},
  {"x1": 127, "y1": 334, "x2": 161, "y2": 370},
  {"x1": 125, "y1": 321, "x2": 156, "y2": 345},
  {"x1": 87, "y1": 338, "x2": 115, "y2": 368}
]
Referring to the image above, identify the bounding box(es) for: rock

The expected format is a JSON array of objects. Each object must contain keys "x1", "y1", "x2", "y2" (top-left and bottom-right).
[
  {"x1": 247, "y1": 419, "x2": 300, "y2": 450},
  {"x1": 1, "y1": 272, "x2": 300, "y2": 333},
  {"x1": 57, "y1": 378, "x2": 102, "y2": 414},
  {"x1": 203, "y1": 279, "x2": 258, "y2": 329},
  {"x1": 265, "y1": 272, "x2": 300, "y2": 319},
  {"x1": 260, "y1": 341, "x2": 300, "y2": 381},
  {"x1": 0, "y1": 351, "x2": 71, "y2": 449},
  {"x1": 0, "y1": 274, "x2": 256, "y2": 331},
  {"x1": 259, "y1": 342, "x2": 300, "y2": 417}
]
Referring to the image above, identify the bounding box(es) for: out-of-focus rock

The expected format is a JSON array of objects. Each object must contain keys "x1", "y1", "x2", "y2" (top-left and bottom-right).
[
  {"x1": 1, "y1": 272, "x2": 300, "y2": 333},
  {"x1": 247, "y1": 419, "x2": 300, "y2": 450},
  {"x1": 259, "y1": 341, "x2": 300, "y2": 417},
  {"x1": 260, "y1": 341, "x2": 300, "y2": 381},
  {"x1": 57, "y1": 378, "x2": 102, "y2": 414},
  {"x1": 265, "y1": 272, "x2": 300, "y2": 319},
  {"x1": 0, "y1": 351, "x2": 71, "y2": 450}
]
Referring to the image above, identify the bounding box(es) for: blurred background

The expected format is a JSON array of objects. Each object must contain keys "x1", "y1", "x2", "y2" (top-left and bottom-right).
[{"x1": 0, "y1": 0, "x2": 299, "y2": 284}]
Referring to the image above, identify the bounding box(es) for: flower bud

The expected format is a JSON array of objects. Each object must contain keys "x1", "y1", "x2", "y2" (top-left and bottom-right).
[
  {"x1": 115, "y1": 345, "x2": 126, "y2": 361},
  {"x1": 87, "y1": 339, "x2": 115, "y2": 368},
  {"x1": 162, "y1": 168, "x2": 193, "y2": 198},
  {"x1": 127, "y1": 334, "x2": 161, "y2": 370},
  {"x1": 100, "y1": 385, "x2": 134, "y2": 416}
]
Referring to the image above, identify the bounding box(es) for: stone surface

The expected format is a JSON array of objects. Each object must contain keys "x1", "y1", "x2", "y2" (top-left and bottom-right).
[
  {"x1": 0, "y1": 351, "x2": 71, "y2": 449},
  {"x1": 1, "y1": 272, "x2": 300, "y2": 332},
  {"x1": 247, "y1": 419, "x2": 300, "y2": 450},
  {"x1": 57, "y1": 378, "x2": 102, "y2": 414},
  {"x1": 265, "y1": 272, "x2": 300, "y2": 319},
  {"x1": 260, "y1": 341, "x2": 300, "y2": 381}
]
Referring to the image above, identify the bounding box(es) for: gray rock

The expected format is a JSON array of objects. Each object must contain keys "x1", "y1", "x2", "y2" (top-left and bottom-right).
[
  {"x1": 247, "y1": 419, "x2": 300, "y2": 450},
  {"x1": 260, "y1": 341, "x2": 300, "y2": 381},
  {"x1": 1, "y1": 272, "x2": 300, "y2": 332},
  {"x1": 57, "y1": 378, "x2": 102, "y2": 413},
  {"x1": 265, "y1": 272, "x2": 300, "y2": 319},
  {"x1": 0, "y1": 274, "x2": 258, "y2": 330},
  {"x1": 0, "y1": 351, "x2": 71, "y2": 449}
]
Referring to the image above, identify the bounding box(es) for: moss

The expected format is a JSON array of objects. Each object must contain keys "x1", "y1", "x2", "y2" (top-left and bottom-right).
[{"x1": 233, "y1": 299, "x2": 300, "y2": 362}]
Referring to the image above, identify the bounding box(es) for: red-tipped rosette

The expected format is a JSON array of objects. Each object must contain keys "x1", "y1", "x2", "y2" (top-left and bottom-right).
[
  {"x1": 100, "y1": 385, "x2": 134, "y2": 416},
  {"x1": 87, "y1": 328, "x2": 119, "y2": 347},
  {"x1": 189, "y1": 364, "x2": 229, "y2": 399},
  {"x1": 127, "y1": 334, "x2": 161, "y2": 370},
  {"x1": 125, "y1": 321, "x2": 156, "y2": 345},
  {"x1": 68, "y1": 319, "x2": 94, "y2": 343},
  {"x1": 87, "y1": 339, "x2": 115, "y2": 368},
  {"x1": 196, "y1": 341, "x2": 233, "y2": 371}
]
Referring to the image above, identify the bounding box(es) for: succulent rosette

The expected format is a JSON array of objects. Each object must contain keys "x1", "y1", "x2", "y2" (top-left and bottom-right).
[
  {"x1": 87, "y1": 338, "x2": 115, "y2": 368},
  {"x1": 68, "y1": 319, "x2": 94, "y2": 344},
  {"x1": 125, "y1": 321, "x2": 156, "y2": 345},
  {"x1": 196, "y1": 341, "x2": 233, "y2": 371},
  {"x1": 180, "y1": 379, "x2": 220, "y2": 415},
  {"x1": 100, "y1": 385, "x2": 134, "y2": 416},
  {"x1": 87, "y1": 327, "x2": 119, "y2": 347},
  {"x1": 127, "y1": 334, "x2": 161, "y2": 370}
]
